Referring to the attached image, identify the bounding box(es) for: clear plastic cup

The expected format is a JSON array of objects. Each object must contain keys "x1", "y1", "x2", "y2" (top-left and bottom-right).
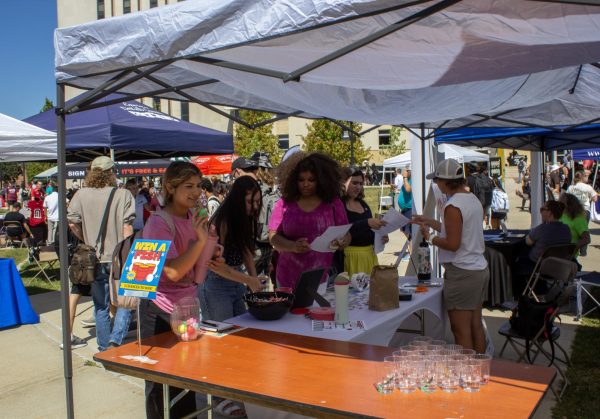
[
  {"x1": 458, "y1": 348, "x2": 476, "y2": 357},
  {"x1": 471, "y1": 354, "x2": 492, "y2": 384},
  {"x1": 411, "y1": 336, "x2": 433, "y2": 346},
  {"x1": 429, "y1": 339, "x2": 447, "y2": 347},
  {"x1": 439, "y1": 358, "x2": 461, "y2": 393},
  {"x1": 396, "y1": 354, "x2": 419, "y2": 393},
  {"x1": 374, "y1": 356, "x2": 396, "y2": 394},
  {"x1": 444, "y1": 344, "x2": 463, "y2": 353},
  {"x1": 461, "y1": 360, "x2": 482, "y2": 392}
]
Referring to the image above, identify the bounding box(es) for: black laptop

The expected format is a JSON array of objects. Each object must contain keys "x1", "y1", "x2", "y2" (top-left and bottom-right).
[{"x1": 291, "y1": 268, "x2": 330, "y2": 309}]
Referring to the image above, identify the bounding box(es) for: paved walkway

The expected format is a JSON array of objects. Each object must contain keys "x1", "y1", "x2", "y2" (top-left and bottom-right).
[{"x1": 0, "y1": 165, "x2": 594, "y2": 418}]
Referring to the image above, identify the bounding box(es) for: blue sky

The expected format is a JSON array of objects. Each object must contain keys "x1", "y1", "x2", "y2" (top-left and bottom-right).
[{"x1": 0, "y1": 1, "x2": 57, "y2": 120}]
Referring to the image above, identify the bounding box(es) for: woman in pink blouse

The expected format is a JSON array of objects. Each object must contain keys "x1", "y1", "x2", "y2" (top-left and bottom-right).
[{"x1": 268, "y1": 152, "x2": 350, "y2": 290}]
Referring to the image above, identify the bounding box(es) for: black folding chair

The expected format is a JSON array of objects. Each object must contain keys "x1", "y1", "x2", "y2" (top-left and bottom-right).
[
  {"x1": 523, "y1": 244, "x2": 576, "y2": 301},
  {"x1": 499, "y1": 257, "x2": 577, "y2": 399}
]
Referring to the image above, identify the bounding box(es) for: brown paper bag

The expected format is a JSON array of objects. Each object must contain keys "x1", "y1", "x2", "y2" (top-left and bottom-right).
[{"x1": 368, "y1": 265, "x2": 399, "y2": 311}]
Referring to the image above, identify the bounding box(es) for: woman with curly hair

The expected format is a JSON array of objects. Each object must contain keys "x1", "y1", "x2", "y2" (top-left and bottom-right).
[
  {"x1": 268, "y1": 152, "x2": 349, "y2": 290},
  {"x1": 559, "y1": 192, "x2": 591, "y2": 260}
]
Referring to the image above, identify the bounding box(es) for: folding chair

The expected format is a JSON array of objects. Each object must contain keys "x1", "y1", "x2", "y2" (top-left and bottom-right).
[
  {"x1": 498, "y1": 257, "x2": 577, "y2": 399},
  {"x1": 523, "y1": 244, "x2": 576, "y2": 301},
  {"x1": 573, "y1": 271, "x2": 600, "y2": 321},
  {"x1": 24, "y1": 238, "x2": 59, "y2": 288},
  {"x1": 2, "y1": 220, "x2": 26, "y2": 248}
]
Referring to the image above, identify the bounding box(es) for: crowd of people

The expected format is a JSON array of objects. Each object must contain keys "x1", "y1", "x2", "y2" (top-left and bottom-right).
[{"x1": 5, "y1": 148, "x2": 598, "y2": 418}]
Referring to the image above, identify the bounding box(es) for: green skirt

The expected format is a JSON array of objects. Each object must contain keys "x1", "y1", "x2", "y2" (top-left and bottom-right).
[{"x1": 344, "y1": 245, "x2": 379, "y2": 277}]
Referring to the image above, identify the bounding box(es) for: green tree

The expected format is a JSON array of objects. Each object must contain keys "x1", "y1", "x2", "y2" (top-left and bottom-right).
[
  {"x1": 41, "y1": 98, "x2": 54, "y2": 112},
  {"x1": 0, "y1": 163, "x2": 21, "y2": 182},
  {"x1": 233, "y1": 110, "x2": 282, "y2": 165},
  {"x1": 302, "y1": 120, "x2": 370, "y2": 166},
  {"x1": 379, "y1": 126, "x2": 407, "y2": 158},
  {"x1": 25, "y1": 162, "x2": 54, "y2": 179}
]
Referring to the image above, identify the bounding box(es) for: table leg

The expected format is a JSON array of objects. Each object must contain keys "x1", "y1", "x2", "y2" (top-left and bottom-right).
[
  {"x1": 207, "y1": 394, "x2": 212, "y2": 419},
  {"x1": 163, "y1": 383, "x2": 170, "y2": 419},
  {"x1": 395, "y1": 309, "x2": 426, "y2": 336}
]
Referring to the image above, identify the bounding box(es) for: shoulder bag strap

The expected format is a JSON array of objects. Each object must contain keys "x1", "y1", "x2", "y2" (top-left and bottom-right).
[{"x1": 96, "y1": 188, "x2": 117, "y2": 256}]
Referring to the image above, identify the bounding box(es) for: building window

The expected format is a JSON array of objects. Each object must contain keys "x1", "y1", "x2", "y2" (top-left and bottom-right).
[
  {"x1": 180, "y1": 102, "x2": 189, "y2": 121},
  {"x1": 97, "y1": 0, "x2": 105, "y2": 19},
  {"x1": 278, "y1": 135, "x2": 289, "y2": 150},
  {"x1": 123, "y1": 0, "x2": 131, "y2": 14},
  {"x1": 152, "y1": 97, "x2": 161, "y2": 112},
  {"x1": 150, "y1": 0, "x2": 158, "y2": 7},
  {"x1": 378, "y1": 129, "x2": 391, "y2": 147}
]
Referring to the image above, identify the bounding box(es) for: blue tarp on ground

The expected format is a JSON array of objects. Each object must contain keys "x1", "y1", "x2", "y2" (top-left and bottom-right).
[
  {"x1": 434, "y1": 124, "x2": 600, "y2": 152},
  {"x1": 24, "y1": 94, "x2": 233, "y2": 161}
]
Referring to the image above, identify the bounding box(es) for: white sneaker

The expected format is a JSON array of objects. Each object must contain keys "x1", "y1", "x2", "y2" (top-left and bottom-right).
[{"x1": 60, "y1": 336, "x2": 87, "y2": 350}]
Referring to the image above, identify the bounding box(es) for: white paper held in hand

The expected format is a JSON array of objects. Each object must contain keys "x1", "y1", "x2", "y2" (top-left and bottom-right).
[
  {"x1": 310, "y1": 224, "x2": 352, "y2": 253},
  {"x1": 375, "y1": 208, "x2": 410, "y2": 236}
]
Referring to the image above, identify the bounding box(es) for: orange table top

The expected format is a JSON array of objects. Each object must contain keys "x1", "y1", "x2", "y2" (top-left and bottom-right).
[{"x1": 94, "y1": 328, "x2": 555, "y2": 418}]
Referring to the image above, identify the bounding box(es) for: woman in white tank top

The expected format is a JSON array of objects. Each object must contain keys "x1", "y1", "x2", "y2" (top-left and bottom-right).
[{"x1": 413, "y1": 159, "x2": 489, "y2": 353}]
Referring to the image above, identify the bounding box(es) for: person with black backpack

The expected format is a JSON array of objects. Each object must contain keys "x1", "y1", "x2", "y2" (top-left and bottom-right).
[{"x1": 472, "y1": 165, "x2": 494, "y2": 229}]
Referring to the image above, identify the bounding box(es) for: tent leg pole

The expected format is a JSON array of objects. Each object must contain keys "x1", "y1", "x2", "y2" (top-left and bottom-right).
[{"x1": 57, "y1": 84, "x2": 75, "y2": 419}]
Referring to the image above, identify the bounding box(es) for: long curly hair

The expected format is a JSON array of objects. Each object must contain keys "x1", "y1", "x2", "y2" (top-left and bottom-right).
[
  {"x1": 211, "y1": 176, "x2": 262, "y2": 258},
  {"x1": 277, "y1": 152, "x2": 342, "y2": 202},
  {"x1": 84, "y1": 168, "x2": 117, "y2": 188},
  {"x1": 559, "y1": 192, "x2": 585, "y2": 219}
]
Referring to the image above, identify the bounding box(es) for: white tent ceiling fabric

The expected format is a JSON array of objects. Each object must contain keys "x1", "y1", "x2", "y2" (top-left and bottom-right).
[
  {"x1": 54, "y1": 0, "x2": 600, "y2": 127},
  {"x1": 382, "y1": 144, "x2": 487, "y2": 168},
  {"x1": 0, "y1": 113, "x2": 56, "y2": 161}
]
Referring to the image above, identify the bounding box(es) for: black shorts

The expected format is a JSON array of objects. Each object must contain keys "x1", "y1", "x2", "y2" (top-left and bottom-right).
[
  {"x1": 491, "y1": 211, "x2": 507, "y2": 220},
  {"x1": 70, "y1": 283, "x2": 92, "y2": 296},
  {"x1": 7, "y1": 200, "x2": 16, "y2": 206}
]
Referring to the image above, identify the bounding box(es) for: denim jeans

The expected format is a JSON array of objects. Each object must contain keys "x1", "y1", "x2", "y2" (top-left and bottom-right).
[
  {"x1": 92, "y1": 263, "x2": 132, "y2": 351},
  {"x1": 139, "y1": 299, "x2": 196, "y2": 419},
  {"x1": 200, "y1": 269, "x2": 247, "y2": 321}
]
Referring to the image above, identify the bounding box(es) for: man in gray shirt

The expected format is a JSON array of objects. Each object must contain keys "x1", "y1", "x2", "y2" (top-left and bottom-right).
[{"x1": 68, "y1": 156, "x2": 135, "y2": 351}]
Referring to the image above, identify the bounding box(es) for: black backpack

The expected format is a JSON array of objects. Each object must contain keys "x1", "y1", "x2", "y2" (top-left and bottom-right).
[{"x1": 510, "y1": 296, "x2": 558, "y2": 364}]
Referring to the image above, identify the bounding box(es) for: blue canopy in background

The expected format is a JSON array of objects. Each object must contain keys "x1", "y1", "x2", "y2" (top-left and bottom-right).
[
  {"x1": 573, "y1": 148, "x2": 600, "y2": 160},
  {"x1": 435, "y1": 124, "x2": 600, "y2": 151},
  {"x1": 24, "y1": 94, "x2": 233, "y2": 161}
]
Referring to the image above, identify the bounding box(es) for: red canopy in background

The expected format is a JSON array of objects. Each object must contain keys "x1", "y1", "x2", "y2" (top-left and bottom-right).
[{"x1": 193, "y1": 154, "x2": 235, "y2": 175}]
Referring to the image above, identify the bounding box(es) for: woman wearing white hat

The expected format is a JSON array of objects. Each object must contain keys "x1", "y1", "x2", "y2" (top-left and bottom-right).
[{"x1": 413, "y1": 158, "x2": 489, "y2": 353}]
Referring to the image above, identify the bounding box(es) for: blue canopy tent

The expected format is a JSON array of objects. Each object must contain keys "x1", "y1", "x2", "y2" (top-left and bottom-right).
[
  {"x1": 24, "y1": 94, "x2": 233, "y2": 161},
  {"x1": 434, "y1": 124, "x2": 600, "y2": 152}
]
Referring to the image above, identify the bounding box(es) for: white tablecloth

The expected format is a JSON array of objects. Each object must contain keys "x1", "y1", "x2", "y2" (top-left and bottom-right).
[{"x1": 227, "y1": 276, "x2": 444, "y2": 347}]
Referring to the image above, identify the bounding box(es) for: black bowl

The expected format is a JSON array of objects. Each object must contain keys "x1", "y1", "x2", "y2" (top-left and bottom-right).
[{"x1": 243, "y1": 292, "x2": 294, "y2": 321}]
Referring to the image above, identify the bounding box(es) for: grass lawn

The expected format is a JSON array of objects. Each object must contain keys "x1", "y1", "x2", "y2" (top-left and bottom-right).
[
  {"x1": 0, "y1": 247, "x2": 61, "y2": 295},
  {"x1": 552, "y1": 313, "x2": 600, "y2": 418},
  {"x1": 364, "y1": 185, "x2": 392, "y2": 216}
]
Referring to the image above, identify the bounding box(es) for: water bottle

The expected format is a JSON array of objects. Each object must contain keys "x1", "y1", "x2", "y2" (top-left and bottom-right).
[
  {"x1": 417, "y1": 237, "x2": 431, "y2": 282},
  {"x1": 194, "y1": 225, "x2": 222, "y2": 284},
  {"x1": 334, "y1": 272, "x2": 350, "y2": 325}
]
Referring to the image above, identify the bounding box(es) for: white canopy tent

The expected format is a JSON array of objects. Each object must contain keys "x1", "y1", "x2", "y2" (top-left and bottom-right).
[
  {"x1": 379, "y1": 144, "x2": 489, "y2": 211},
  {"x1": 0, "y1": 113, "x2": 56, "y2": 162},
  {"x1": 52, "y1": 1, "x2": 600, "y2": 416},
  {"x1": 54, "y1": 0, "x2": 600, "y2": 129}
]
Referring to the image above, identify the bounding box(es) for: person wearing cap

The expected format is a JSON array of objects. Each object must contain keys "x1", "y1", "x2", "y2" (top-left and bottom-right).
[
  {"x1": 548, "y1": 163, "x2": 562, "y2": 200},
  {"x1": 67, "y1": 156, "x2": 136, "y2": 351},
  {"x1": 413, "y1": 158, "x2": 489, "y2": 353},
  {"x1": 231, "y1": 156, "x2": 258, "y2": 180}
]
